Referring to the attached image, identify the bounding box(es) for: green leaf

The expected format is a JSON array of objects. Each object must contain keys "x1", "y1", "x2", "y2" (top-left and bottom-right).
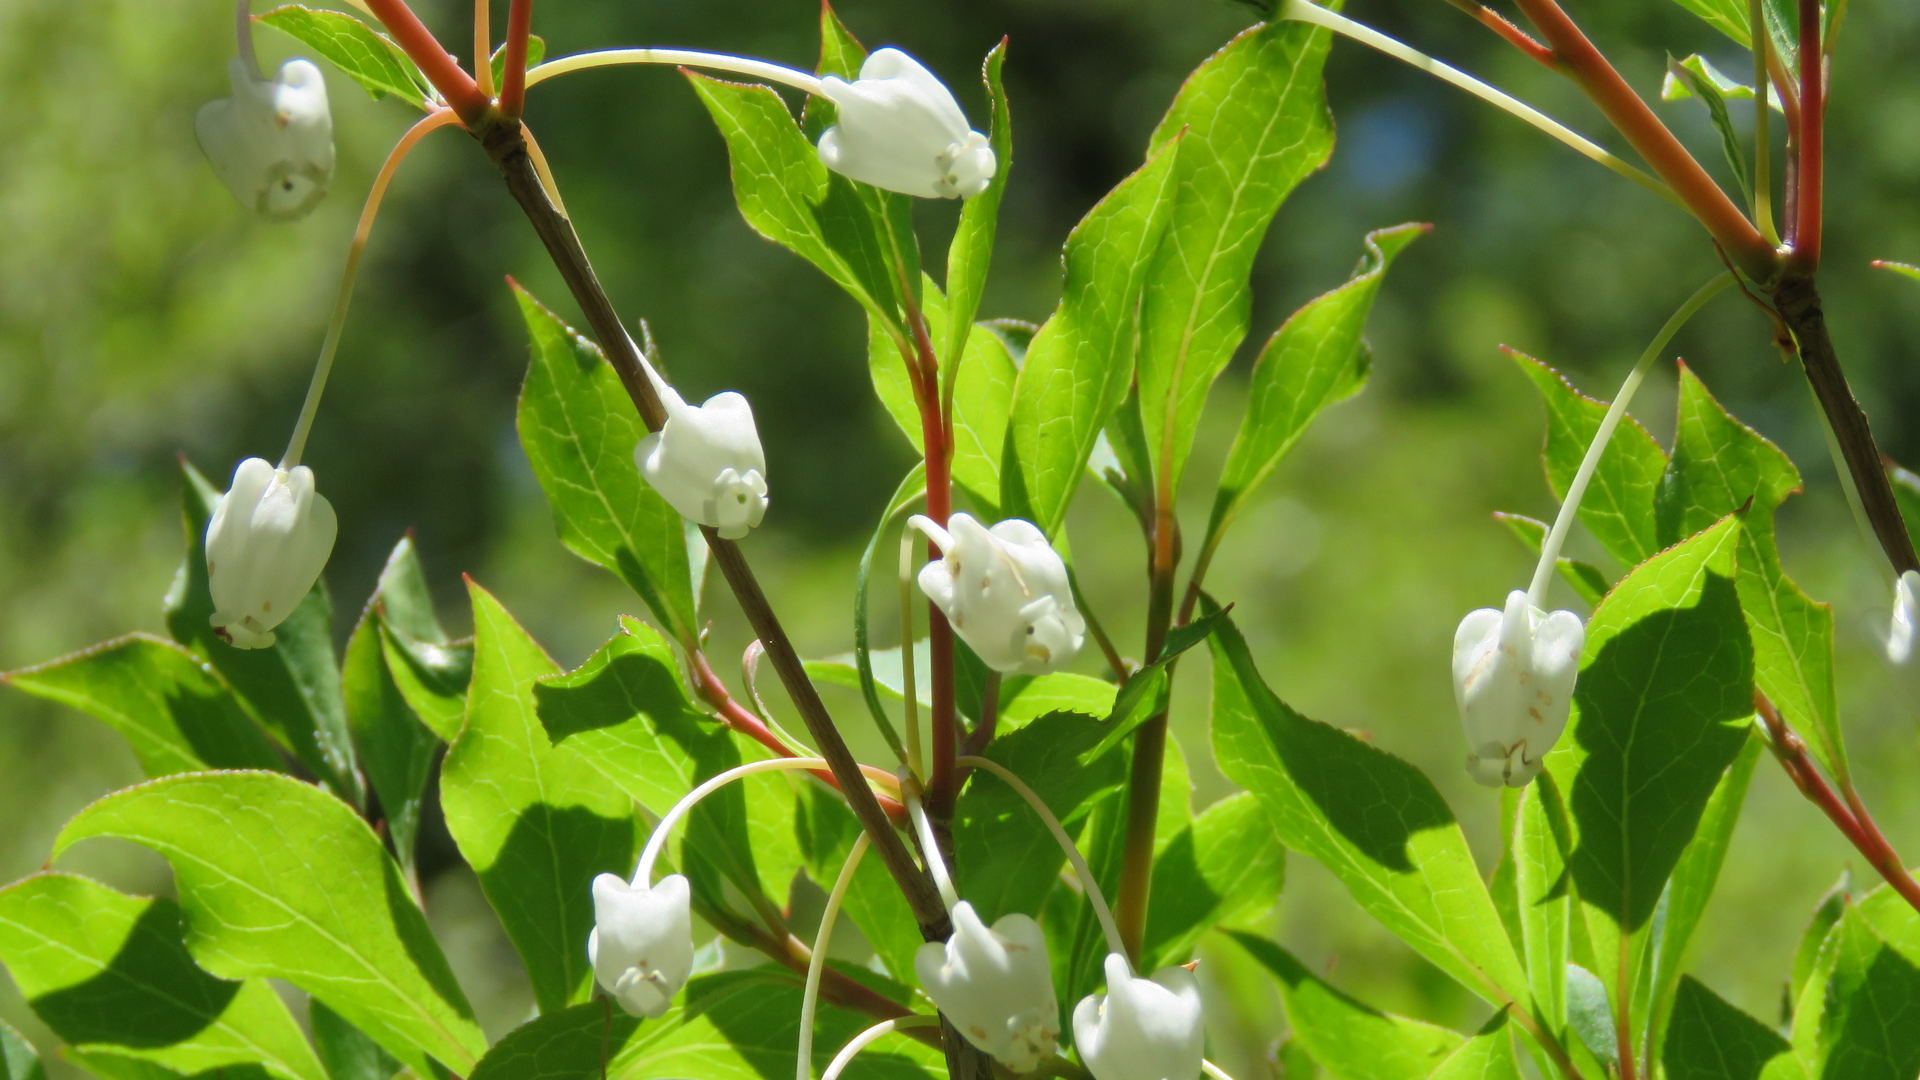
[
  {"x1": 1660, "y1": 0, "x2": 1800, "y2": 67},
  {"x1": 1087, "y1": 605, "x2": 1231, "y2": 760},
  {"x1": 467, "y1": 1001, "x2": 641, "y2": 1080},
  {"x1": 955, "y1": 712, "x2": 1126, "y2": 924},
  {"x1": 52, "y1": 772, "x2": 485, "y2": 1074},
  {"x1": 0, "y1": 1018, "x2": 45, "y2": 1080},
  {"x1": 1662, "y1": 976, "x2": 1798, "y2": 1080},
  {"x1": 310, "y1": 999, "x2": 401, "y2": 1080},
  {"x1": 1513, "y1": 352, "x2": 1670, "y2": 568},
  {"x1": 1657, "y1": 365, "x2": 1842, "y2": 782},
  {"x1": 0, "y1": 873, "x2": 325, "y2": 1080},
  {"x1": 164, "y1": 460, "x2": 360, "y2": 804},
  {"x1": 1208, "y1": 606, "x2": 1528, "y2": 1007},
  {"x1": 1141, "y1": 793, "x2": 1284, "y2": 971},
  {"x1": 1547, "y1": 515, "x2": 1752, "y2": 1009},
  {"x1": 1137, "y1": 16, "x2": 1341, "y2": 495},
  {"x1": 1876, "y1": 261, "x2": 1920, "y2": 285},
  {"x1": 1205, "y1": 224, "x2": 1423, "y2": 553},
  {"x1": 1567, "y1": 964, "x2": 1618, "y2": 1069},
  {"x1": 1790, "y1": 873, "x2": 1850, "y2": 1018},
  {"x1": 1664, "y1": 57, "x2": 1754, "y2": 205},
  {"x1": 3, "y1": 634, "x2": 284, "y2": 778},
  {"x1": 440, "y1": 582, "x2": 638, "y2": 1013},
  {"x1": 488, "y1": 35, "x2": 546, "y2": 91},
  {"x1": 1790, "y1": 892, "x2": 1920, "y2": 1080},
  {"x1": 943, "y1": 43, "x2": 1012, "y2": 372},
  {"x1": 1514, "y1": 775, "x2": 1572, "y2": 1036},
  {"x1": 256, "y1": 6, "x2": 433, "y2": 106},
  {"x1": 1890, "y1": 461, "x2": 1920, "y2": 541},
  {"x1": 381, "y1": 625, "x2": 471, "y2": 743},
  {"x1": 1002, "y1": 134, "x2": 1184, "y2": 535},
  {"x1": 1661, "y1": 53, "x2": 1781, "y2": 111},
  {"x1": 685, "y1": 71, "x2": 908, "y2": 330},
  {"x1": 514, "y1": 283, "x2": 698, "y2": 645},
  {"x1": 1232, "y1": 933, "x2": 1465, "y2": 1080},
  {"x1": 1429, "y1": 1012, "x2": 1522, "y2": 1080},
  {"x1": 616, "y1": 973, "x2": 938, "y2": 1080},
  {"x1": 1647, "y1": 731, "x2": 1763, "y2": 1044},
  {"x1": 865, "y1": 284, "x2": 1016, "y2": 504},
  {"x1": 343, "y1": 542, "x2": 444, "y2": 870},
  {"x1": 533, "y1": 617, "x2": 779, "y2": 915},
  {"x1": 1494, "y1": 512, "x2": 1612, "y2": 608}
]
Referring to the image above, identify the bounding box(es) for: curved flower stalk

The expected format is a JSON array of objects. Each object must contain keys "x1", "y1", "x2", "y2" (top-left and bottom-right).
[
  {"x1": 1890, "y1": 570, "x2": 1919, "y2": 665},
  {"x1": 1453, "y1": 273, "x2": 1731, "y2": 786},
  {"x1": 816, "y1": 49, "x2": 996, "y2": 199},
  {"x1": 206, "y1": 458, "x2": 338, "y2": 649},
  {"x1": 523, "y1": 46, "x2": 995, "y2": 199},
  {"x1": 597, "y1": 757, "x2": 895, "y2": 1017},
  {"x1": 1073, "y1": 952, "x2": 1206, "y2": 1080},
  {"x1": 632, "y1": 344, "x2": 769, "y2": 539},
  {"x1": 820, "y1": 1016, "x2": 944, "y2": 1080},
  {"x1": 908, "y1": 514, "x2": 1085, "y2": 676}
]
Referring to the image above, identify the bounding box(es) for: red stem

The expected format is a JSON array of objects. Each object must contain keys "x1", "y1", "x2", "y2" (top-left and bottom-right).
[
  {"x1": 691, "y1": 651, "x2": 908, "y2": 823},
  {"x1": 497, "y1": 0, "x2": 533, "y2": 118},
  {"x1": 1508, "y1": 0, "x2": 1778, "y2": 281},
  {"x1": 1757, "y1": 694, "x2": 1920, "y2": 914},
  {"x1": 1470, "y1": 5, "x2": 1558, "y2": 67},
  {"x1": 897, "y1": 286, "x2": 959, "y2": 817},
  {"x1": 1790, "y1": 0, "x2": 1823, "y2": 270},
  {"x1": 362, "y1": 0, "x2": 490, "y2": 122}
]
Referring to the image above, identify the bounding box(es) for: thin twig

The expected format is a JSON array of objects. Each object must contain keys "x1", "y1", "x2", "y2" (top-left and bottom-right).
[
  {"x1": 1790, "y1": 0, "x2": 1823, "y2": 269},
  {"x1": 498, "y1": 0, "x2": 532, "y2": 117}
]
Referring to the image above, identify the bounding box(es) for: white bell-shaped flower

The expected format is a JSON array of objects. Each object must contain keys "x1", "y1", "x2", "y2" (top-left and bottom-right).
[
  {"x1": 588, "y1": 873, "x2": 694, "y2": 1018},
  {"x1": 206, "y1": 457, "x2": 338, "y2": 650},
  {"x1": 1889, "y1": 570, "x2": 1919, "y2": 665},
  {"x1": 1072, "y1": 953, "x2": 1205, "y2": 1080},
  {"x1": 817, "y1": 48, "x2": 996, "y2": 199},
  {"x1": 910, "y1": 513, "x2": 1085, "y2": 675},
  {"x1": 196, "y1": 57, "x2": 335, "y2": 221},
  {"x1": 635, "y1": 378, "x2": 768, "y2": 540},
  {"x1": 914, "y1": 901, "x2": 1058, "y2": 1072},
  {"x1": 1453, "y1": 589, "x2": 1585, "y2": 788}
]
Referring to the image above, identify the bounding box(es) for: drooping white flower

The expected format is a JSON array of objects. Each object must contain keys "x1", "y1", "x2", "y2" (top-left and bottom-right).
[
  {"x1": 196, "y1": 57, "x2": 335, "y2": 221},
  {"x1": 1890, "y1": 570, "x2": 1919, "y2": 665},
  {"x1": 1453, "y1": 589, "x2": 1585, "y2": 788},
  {"x1": 206, "y1": 457, "x2": 338, "y2": 650},
  {"x1": 635, "y1": 376, "x2": 769, "y2": 540},
  {"x1": 816, "y1": 48, "x2": 996, "y2": 199},
  {"x1": 909, "y1": 513, "x2": 1085, "y2": 675},
  {"x1": 914, "y1": 901, "x2": 1058, "y2": 1072},
  {"x1": 588, "y1": 873, "x2": 694, "y2": 1018},
  {"x1": 1072, "y1": 953, "x2": 1205, "y2": 1080}
]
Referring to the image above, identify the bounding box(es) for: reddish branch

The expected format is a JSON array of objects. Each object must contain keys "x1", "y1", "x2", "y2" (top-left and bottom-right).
[
  {"x1": 361, "y1": 0, "x2": 490, "y2": 121},
  {"x1": 1501, "y1": 0, "x2": 1778, "y2": 279},
  {"x1": 1790, "y1": 0, "x2": 1824, "y2": 269},
  {"x1": 1757, "y1": 694, "x2": 1920, "y2": 914},
  {"x1": 498, "y1": 0, "x2": 534, "y2": 118}
]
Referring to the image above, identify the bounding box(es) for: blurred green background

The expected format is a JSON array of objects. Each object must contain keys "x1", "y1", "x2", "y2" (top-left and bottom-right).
[{"x1": 3, "y1": 0, "x2": 1918, "y2": 1072}]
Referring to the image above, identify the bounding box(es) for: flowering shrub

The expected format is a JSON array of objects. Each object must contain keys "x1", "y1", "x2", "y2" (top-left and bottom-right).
[{"x1": 3, "y1": 0, "x2": 1919, "y2": 1078}]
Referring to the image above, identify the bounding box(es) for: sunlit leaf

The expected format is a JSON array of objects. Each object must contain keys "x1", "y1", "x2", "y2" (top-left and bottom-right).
[
  {"x1": 514, "y1": 283, "x2": 698, "y2": 646},
  {"x1": 53, "y1": 771, "x2": 485, "y2": 1074},
  {"x1": 440, "y1": 582, "x2": 638, "y2": 1012},
  {"x1": 0, "y1": 873, "x2": 325, "y2": 1080},
  {"x1": 256, "y1": 6, "x2": 434, "y2": 106},
  {"x1": 1233, "y1": 933, "x2": 1464, "y2": 1080}
]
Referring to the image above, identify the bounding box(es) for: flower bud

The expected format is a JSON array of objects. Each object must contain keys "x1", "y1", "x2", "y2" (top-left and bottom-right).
[
  {"x1": 206, "y1": 457, "x2": 338, "y2": 650},
  {"x1": 1453, "y1": 589, "x2": 1584, "y2": 788},
  {"x1": 816, "y1": 48, "x2": 996, "y2": 199},
  {"x1": 1072, "y1": 953, "x2": 1205, "y2": 1080},
  {"x1": 196, "y1": 57, "x2": 335, "y2": 221},
  {"x1": 636, "y1": 383, "x2": 769, "y2": 540},
  {"x1": 910, "y1": 513, "x2": 1085, "y2": 675},
  {"x1": 1890, "y1": 570, "x2": 1919, "y2": 666},
  {"x1": 588, "y1": 873, "x2": 694, "y2": 1018},
  {"x1": 914, "y1": 901, "x2": 1059, "y2": 1072}
]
